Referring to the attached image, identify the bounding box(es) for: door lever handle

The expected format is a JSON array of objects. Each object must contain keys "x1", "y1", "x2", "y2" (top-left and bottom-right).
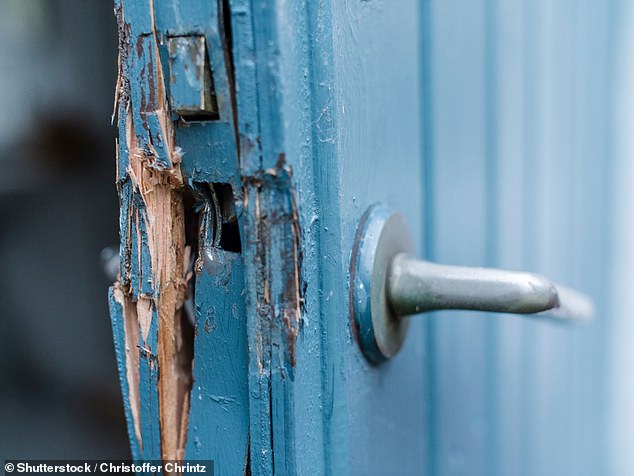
[
  {"x1": 350, "y1": 205, "x2": 594, "y2": 364},
  {"x1": 387, "y1": 253, "x2": 593, "y2": 318}
]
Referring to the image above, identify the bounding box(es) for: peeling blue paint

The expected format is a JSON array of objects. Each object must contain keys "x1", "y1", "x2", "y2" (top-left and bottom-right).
[
  {"x1": 111, "y1": 0, "x2": 251, "y2": 473},
  {"x1": 108, "y1": 289, "x2": 142, "y2": 458}
]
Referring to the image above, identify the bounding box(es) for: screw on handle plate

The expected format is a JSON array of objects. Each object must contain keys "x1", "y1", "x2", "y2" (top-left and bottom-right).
[{"x1": 349, "y1": 204, "x2": 594, "y2": 364}]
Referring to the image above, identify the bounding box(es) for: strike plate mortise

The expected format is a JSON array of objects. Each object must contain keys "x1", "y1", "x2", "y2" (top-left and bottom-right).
[{"x1": 168, "y1": 35, "x2": 219, "y2": 119}]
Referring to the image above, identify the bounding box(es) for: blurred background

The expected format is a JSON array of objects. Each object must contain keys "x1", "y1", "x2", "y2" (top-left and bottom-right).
[
  {"x1": 2, "y1": 0, "x2": 634, "y2": 474},
  {"x1": 0, "y1": 0, "x2": 128, "y2": 459}
]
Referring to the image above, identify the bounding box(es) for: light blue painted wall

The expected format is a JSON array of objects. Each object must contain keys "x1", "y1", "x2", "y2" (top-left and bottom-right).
[
  {"x1": 425, "y1": 1, "x2": 613, "y2": 475},
  {"x1": 609, "y1": 2, "x2": 634, "y2": 475}
]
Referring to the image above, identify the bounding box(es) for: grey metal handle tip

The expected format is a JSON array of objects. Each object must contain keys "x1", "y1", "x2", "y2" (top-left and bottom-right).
[{"x1": 387, "y1": 253, "x2": 593, "y2": 322}]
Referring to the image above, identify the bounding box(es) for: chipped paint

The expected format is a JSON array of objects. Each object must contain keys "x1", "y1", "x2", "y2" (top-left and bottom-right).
[
  {"x1": 110, "y1": 1, "x2": 308, "y2": 473},
  {"x1": 112, "y1": 285, "x2": 142, "y2": 450},
  {"x1": 240, "y1": 159, "x2": 304, "y2": 475},
  {"x1": 244, "y1": 162, "x2": 303, "y2": 368},
  {"x1": 112, "y1": 0, "x2": 193, "y2": 466},
  {"x1": 227, "y1": 1, "x2": 315, "y2": 472}
]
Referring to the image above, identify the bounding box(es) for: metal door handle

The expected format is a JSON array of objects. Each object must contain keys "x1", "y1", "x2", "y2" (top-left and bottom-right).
[
  {"x1": 350, "y1": 205, "x2": 594, "y2": 363},
  {"x1": 388, "y1": 253, "x2": 593, "y2": 318}
]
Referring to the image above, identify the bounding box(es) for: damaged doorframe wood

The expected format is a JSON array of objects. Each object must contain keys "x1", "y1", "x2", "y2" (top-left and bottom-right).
[
  {"x1": 110, "y1": 0, "x2": 193, "y2": 463},
  {"x1": 108, "y1": 0, "x2": 309, "y2": 474}
]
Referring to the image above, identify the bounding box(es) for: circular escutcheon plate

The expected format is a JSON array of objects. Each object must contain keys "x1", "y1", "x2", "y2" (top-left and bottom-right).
[{"x1": 350, "y1": 204, "x2": 414, "y2": 364}]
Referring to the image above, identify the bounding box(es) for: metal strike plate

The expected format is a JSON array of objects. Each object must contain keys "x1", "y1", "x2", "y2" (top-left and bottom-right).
[{"x1": 167, "y1": 35, "x2": 218, "y2": 118}]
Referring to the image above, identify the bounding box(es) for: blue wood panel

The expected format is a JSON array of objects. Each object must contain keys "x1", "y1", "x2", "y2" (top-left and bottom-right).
[
  {"x1": 423, "y1": 1, "x2": 613, "y2": 475},
  {"x1": 570, "y1": 3, "x2": 612, "y2": 472},
  {"x1": 490, "y1": 1, "x2": 530, "y2": 474},
  {"x1": 326, "y1": 0, "x2": 427, "y2": 472},
  {"x1": 110, "y1": 1, "x2": 250, "y2": 473},
  {"x1": 266, "y1": 3, "x2": 328, "y2": 474},
  {"x1": 227, "y1": 1, "x2": 428, "y2": 474},
  {"x1": 609, "y1": 5, "x2": 633, "y2": 473},
  {"x1": 427, "y1": 1, "x2": 492, "y2": 474},
  {"x1": 522, "y1": 3, "x2": 573, "y2": 473},
  {"x1": 185, "y1": 246, "x2": 249, "y2": 474},
  {"x1": 517, "y1": 2, "x2": 610, "y2": 474},
  {"x1": 108, "y1": 1, "x2": 617, "y2": 474}
]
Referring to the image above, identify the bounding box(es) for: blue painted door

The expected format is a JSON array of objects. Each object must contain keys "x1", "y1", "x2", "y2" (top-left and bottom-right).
[{"x1": 109, "y1": 1, "x2": 612, "y2": 475}]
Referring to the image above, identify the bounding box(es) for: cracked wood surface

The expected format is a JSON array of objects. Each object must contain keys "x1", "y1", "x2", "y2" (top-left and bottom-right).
[
  {"x1": 111, "y1": 0, "x2": 192, "y2": 466},
  {"x1": 108, "y1": 1, "x2": 310, "y2": 475}
]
